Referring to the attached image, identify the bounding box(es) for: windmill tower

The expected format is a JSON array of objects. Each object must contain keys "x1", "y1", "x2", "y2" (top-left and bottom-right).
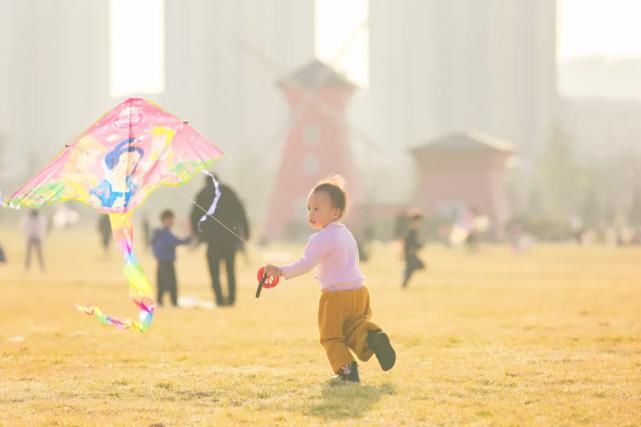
[{"x1": 264, "y1": 59, "x2": 360, "y2": 240}]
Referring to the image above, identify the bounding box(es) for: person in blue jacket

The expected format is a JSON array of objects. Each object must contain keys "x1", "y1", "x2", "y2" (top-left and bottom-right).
[{"x1": 152, "y1": 210, "x2": 191, "y2": 307}]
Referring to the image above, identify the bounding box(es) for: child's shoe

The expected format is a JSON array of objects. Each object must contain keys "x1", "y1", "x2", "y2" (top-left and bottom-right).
[
  {"x1": 329, "y1": 361, "x2": 360, "y2": 385},
  {"x1": 367, "y1": 330, "x2": 396, "y2": 371}
]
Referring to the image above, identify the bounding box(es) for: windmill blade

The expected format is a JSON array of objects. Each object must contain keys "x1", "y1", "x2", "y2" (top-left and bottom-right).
[
  {"x1": 236, "y1": 38, "x2": 286, "y2": 76},
  {"x1": 235, "y1": 28, "x2": 388, "y2": 155},
  {"x1": 349, "y1": 125, "x2": 386, "y2": 152}
]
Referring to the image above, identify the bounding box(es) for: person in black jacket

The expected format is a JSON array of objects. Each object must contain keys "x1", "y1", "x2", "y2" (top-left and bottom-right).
[
  {"x1": 402, "y1": 211, "x2": 425, "y2": 288},
  {"x1": 191, "y1": 174, "x2": 249, "y2": 307}
]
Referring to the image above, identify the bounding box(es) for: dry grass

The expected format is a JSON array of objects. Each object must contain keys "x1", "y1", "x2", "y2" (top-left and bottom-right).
[{"x1": 1, "y1": 227, "x2": 640, "y2": 426}]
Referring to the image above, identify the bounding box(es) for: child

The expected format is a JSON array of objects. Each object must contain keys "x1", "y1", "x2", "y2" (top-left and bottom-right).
[
  {"x1": 402, "y1": 211, "x2": 425, "y2": 288},
  {"x1": 97, "y1": 214, "x2": 112, "y2": 256},
  {"x1": 151, "y1": 210, "x2": 191, "y2": 307},
  {"x1": 264, "y1": 176, "x2": 395, "y2": 383},
  {"x1": 22, "y1": 209, "x2": 46, "y2": 272}
]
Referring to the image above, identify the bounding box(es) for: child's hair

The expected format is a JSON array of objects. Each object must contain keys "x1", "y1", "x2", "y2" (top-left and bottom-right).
[
  {"x1": 408, "y1": 208, "x2": 423, "y2": 221},
  {"x1": 160, "y1": 209, "x2": 174, "y2": 221},
  {"x1": 312, "y1": 175, "x2": 348, "y2": 217}
]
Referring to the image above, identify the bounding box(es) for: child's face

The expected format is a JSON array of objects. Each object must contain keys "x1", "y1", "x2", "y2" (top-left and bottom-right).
[
  {"x1": 162, "y1": 216, "x2": 174, "y2": 228},
  {"x1": 409, "y1": 218, "x2": 422, "y2": 229},
  {"x1": 307, "y1": 191, "x2": 342, "y2": 230}
]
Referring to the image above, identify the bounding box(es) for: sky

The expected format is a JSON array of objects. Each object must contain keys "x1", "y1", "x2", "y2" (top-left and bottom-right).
[
  {"x1": 559, "y1": 0, "x2": 641, "y2": 61},
  {"x1": 315, "y1": 0, "x2": 641, "y2": 86},
  {"x1": 108, "y1": 0, "x2": 641, "y2": 96},
  {"x1": 315, "y1": 0, "x2": 369, "y2": 88},
  {"x1": 110, "y1": 0, "x2": 165, "y2": 97}
]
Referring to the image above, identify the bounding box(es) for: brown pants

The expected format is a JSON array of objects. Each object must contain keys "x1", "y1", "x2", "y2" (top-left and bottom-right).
[{"x1": 318, "y1": 287, "x2": 381, "y2": 373}]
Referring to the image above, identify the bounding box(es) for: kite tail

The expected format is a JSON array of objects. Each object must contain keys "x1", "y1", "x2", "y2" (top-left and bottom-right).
[{"x1": 76, "y1": 211, "x2": 155, "y2": 332}]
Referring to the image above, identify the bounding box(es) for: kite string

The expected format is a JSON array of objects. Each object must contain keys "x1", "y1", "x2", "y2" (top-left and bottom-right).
[{"x1": 172, "y1": 186, "x2": 262, "y2": 256}]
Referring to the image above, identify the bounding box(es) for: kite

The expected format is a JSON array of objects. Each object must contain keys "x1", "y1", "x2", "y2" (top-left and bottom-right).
[{"x1": 4, "y1": 98, "x2": 223, "y2": 332}]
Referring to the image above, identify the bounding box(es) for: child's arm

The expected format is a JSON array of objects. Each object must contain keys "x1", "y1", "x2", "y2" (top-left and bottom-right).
[
  {"x1": 169, "y1": 231, "x2": 191, "y2": 246},
  {"x1": 264, "y1": 264, "x2": 282, "y2": 278},
  {"x1": 264, "y1": 233, "x2": 326, "y2": 280}
]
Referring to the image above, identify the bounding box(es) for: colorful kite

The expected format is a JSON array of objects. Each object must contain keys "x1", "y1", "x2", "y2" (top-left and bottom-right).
[{"x1": 4, "y1": 98, "x2": 223, "y2": 332}]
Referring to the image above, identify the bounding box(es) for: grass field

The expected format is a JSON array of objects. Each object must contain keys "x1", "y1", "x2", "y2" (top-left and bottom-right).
[{"x1": 1, "y1": 227, "x2": 640, "y2": 426}]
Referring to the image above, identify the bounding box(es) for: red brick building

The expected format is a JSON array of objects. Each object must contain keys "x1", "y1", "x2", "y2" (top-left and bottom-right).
[{"x1": 410, "y1": 131, "x2": 514, "y2": 238}]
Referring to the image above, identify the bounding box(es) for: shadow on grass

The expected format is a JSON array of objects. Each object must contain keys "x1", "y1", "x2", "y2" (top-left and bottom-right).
[{"x1": 305, "y1": 382, "x2": 396, "y2": 420}]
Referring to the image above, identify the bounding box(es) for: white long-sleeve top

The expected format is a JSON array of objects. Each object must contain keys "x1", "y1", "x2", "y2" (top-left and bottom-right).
[
  {"x1": 280, "y1": 222, "x2": 364, "y2": 291},
  {"x1": 21, "y1": 215, "x2": 47, "y2": 240}
]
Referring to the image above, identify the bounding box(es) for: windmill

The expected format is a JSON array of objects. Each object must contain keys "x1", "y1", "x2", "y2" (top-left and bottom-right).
[{"x1": 235, "y1": 24, "x2": 389, "y2": 240}]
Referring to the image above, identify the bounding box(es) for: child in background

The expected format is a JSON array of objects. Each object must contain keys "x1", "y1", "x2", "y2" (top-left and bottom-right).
[
  {"x1": 264, "y1": 176, "x2": 396, "y2": 384},
  {"x1": 97, "y1": 214, "x2": 112, "y2": 256},
  {"x1": 402, "y1": 211, "x2": 425, "y2": 288},
  {"x1": 22, "y1": 209, "x2": 46, "y2": 272},
  {"x1": 152, "y1": 210, "x2": 191, "y2": 307}
]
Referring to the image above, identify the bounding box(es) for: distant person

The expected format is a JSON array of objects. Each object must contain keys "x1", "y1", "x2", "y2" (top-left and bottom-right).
[
  {"x1": 349, "y1": 223, "x2": 373, "y2": 263},
  {"x1": 569, "y1": 214, "x2": 584, "y2": 245},
  {"x1": 453, "y1": 207, "x2": 488, "y2": 252},
  {"x1": 152, "y1": 210, "x2": 191, "y2": 308},
  {"x1": 97, "y1": 214, "x2": 112, "y2": 255},
  {"x1": 437, "y1": 223, "x2": 451, "y2": 246},
  {"x1": 22, "y1": 209, "x2": 46, "y2": 272},
  {"x1": 507, "y1": 221, "x2": 534, "y2": 253},
  {"x1": 356, "y1": 238, "x2": 369, "y2": 263},
  {"x1": 393, "y1": 209, "x2": 409, "y2": 241},
  {"x1": 0, "y1": 242, "x2": 6, "y2": 264},
  {"x1": 141, "y1": 213, "x2": 151, "y2": 251},
  {"x1": 402, "y1": 211, "x2": 425, "y2": 288},
  {"x1": 191, "y1": 174, "x2": 249, "y2": 307},
  {"x1": 464, "y1": 207, "x2": 480, "y2": 251},
  {"x1": 358, "y1": 224, "x2": 376, "y2": 263}
]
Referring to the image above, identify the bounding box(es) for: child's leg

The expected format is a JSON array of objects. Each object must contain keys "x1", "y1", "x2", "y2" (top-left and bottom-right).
[
  {"x1": 168, "y1": 262, "x2": 178, "y2": 307},
  {"x1": 318, "y1": 291, "x2": 355, "y2": 374},
  {"x1": 25, "y1": 238, "x2": 33, "y2": 270},
  {"x1": 343, "y1": 287, "x2": 382, "y2": 362},
  {"x1": 345, "y1": 287, "x2": 396, "y2": 371},
  {"x1": 402, "y1": 265, "x2": 414, "y2": 288},
  {"x1": 156, "y1": 262, "x2": 165, "y2": 306},
  {"x1": 35, "y1": 239, "x2": 44, "y2": 271}
]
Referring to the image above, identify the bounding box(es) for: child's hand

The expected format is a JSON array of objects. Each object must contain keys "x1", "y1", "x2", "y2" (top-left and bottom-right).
[{"x1": 263, "y1": 264, "x2": 282, "y2": 278}]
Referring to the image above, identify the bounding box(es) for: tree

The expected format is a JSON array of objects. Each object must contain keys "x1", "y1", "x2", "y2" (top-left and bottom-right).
[
  {"x1": 629, "y1": 185, "x2": 641, "y2": 227},
  {"x1": 535, "y1": 122, "x2": 585, "y2": 220}
]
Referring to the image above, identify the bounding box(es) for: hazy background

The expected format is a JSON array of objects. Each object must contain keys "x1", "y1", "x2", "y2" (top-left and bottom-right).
[{"x1": 0, "y1": 0, "x2": 640, "y2": 240}]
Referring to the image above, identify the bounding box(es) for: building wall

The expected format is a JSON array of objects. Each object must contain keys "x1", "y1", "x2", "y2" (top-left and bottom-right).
[
  {"x1": 0, "y1": 0, "x2": 110, "y2": 191},
  {"x1": 414, "y1": 151, "x2": 511, "y2": 235},
  {"x1": 352, "y1": 0, "x2": 557, "y2": 203},
  {"x1": 396, "y1": 0, "x2": 556, "y2": 150},
  {"x1": 157, "y1": 0, "x2": 315, "y2": 223}
]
